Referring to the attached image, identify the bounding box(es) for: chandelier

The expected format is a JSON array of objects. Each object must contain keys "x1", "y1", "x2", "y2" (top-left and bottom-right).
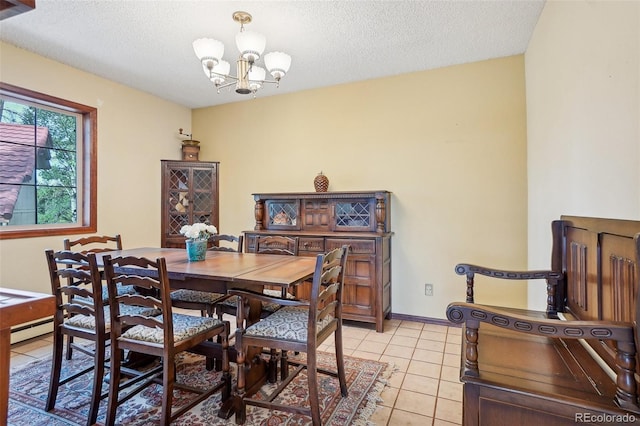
[{"x1": 193, "y1": 11, "x2": 292, "y2": 96}]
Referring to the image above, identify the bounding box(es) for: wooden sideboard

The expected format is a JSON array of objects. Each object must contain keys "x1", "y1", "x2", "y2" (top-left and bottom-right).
[
  {"x1": 244, "y1": 191, "x2": 392, "y2": 332},
  {"x1": 160, "y1": 160, "x2": 219, "y2": 248}
]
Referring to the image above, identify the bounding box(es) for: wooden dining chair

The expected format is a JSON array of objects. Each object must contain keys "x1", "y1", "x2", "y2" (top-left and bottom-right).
[
  {"x1": 62, "y1": 234, "x2": 138, "y2": 359},
  {"x1": 216, "y1": 235, "x2": 300, "y2": 380},
  {"x1": 45, "y1": 249, "x2": 106, "y2": 426},
  {"x1": 218, "y1": 235, "x2": 300, "y2": 317},
  {"x1": 229, "y1": 245, "x2": 349, "y2": 426},
  {"x1": 63, "y1": 234, "x2": 123, "y2": 254},
  {"x1": 170, "y1": 234, "x2": 243, "y2": 318},
  {"x1": 256, "y1": 235, "x2": 298, "y2": 256},
  {"x1": 170, "y1": 234, "x2": 243, "y2": 370},
  {"x1": 103, "y1": 254, "x2": 231, "y2": 426},
  {"x1": 44, "y1": 249, "x2": 161, "y2": 426},
  {"x1": 209, "y1": 233, "x2": 244, "y2": 253}
]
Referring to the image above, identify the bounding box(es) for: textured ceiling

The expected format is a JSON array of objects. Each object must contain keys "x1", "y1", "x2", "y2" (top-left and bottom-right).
[{"x1": 0, "y1": 0, "x2": 545, "y2": 109}]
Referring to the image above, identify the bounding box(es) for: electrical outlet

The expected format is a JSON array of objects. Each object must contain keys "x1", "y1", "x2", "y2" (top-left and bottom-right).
[{"x1": 425, "y1": 283, "x2": 434, "y2": 296}]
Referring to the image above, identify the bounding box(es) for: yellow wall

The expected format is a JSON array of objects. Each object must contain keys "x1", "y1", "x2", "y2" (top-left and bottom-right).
[
  {"x1": 194, "y1": 55, "x2": 529, "y2": 320},
  {"x1": 0, "y1": 42, "x2": 191, "y2": 340},
  {"x1": 525, "y1": 0, "x2": 640, "y2": 309},
  {"x1": 0, "y1": 42, "x2": 528, "y2": 337}
]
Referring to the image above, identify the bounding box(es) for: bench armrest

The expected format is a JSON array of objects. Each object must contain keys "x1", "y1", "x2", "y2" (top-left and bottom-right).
[
  {"x1": 446, "y1": 301, "x2": 639, "y2": 413},
  {"x1": 455, "y1": 263, "x2": 564, "y2": 316}
]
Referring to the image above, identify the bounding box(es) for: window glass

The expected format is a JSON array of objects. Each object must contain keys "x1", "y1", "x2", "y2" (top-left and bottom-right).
[{"x1": 0, "y1": 83, "x2": 96, "y2": 239}]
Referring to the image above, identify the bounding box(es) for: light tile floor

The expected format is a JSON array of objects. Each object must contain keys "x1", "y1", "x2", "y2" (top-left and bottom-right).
[{"x1": 9, "y1": 317, "x2": 463, "y2": 425}]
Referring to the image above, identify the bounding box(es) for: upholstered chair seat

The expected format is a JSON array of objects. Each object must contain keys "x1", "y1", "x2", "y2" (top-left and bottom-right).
[
  {"x1": 75, "y1": 284, "x2": 137, "y2": 306},
  {"x1": 219, "y1": 289, "x2": 297, "y2": 315},
  {"x1": 121, "y1": 313, "x2": 226, "y2": 345},
  {"x1": 170, "y1": 289, "x2": 227, "y2": 304},
  {"x1": 244, "y1": 306, "x2": 334, "y2": 342},
  {"x1": 65, "y1": 304, "x2": 161, "y2": 331}
]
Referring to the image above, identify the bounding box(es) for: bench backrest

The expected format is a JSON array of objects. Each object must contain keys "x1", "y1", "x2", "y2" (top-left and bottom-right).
[{"x1": 557, "y1": 216, "x2": 640, "y2": 375}]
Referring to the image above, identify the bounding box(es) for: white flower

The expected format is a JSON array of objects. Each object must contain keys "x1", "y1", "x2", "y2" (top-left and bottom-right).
[{"x1": 179, "y1": 223, "x2": 218, "y2": 241}]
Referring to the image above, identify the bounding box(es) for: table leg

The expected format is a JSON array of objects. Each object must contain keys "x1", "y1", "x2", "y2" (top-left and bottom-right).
[
  {"x1": 0, "y1": 327, "x2": 11, "y2": 425},
  {"x1": 218, "y1": 295, "x2": 269, "y2": 420}
]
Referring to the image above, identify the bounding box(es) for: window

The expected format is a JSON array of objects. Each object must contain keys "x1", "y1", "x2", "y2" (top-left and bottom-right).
[{"x1": 0, "y1": 83, "x2": 96, "y2": 239}]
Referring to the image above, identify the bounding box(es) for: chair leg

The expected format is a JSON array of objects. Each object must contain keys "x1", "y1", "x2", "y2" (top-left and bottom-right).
[
  {"x1": 221, "y1": 322, "x2": 232, "y2": 400},
  {"x1": 307, "y1": 350, "x2": 321, "y2": 426},
  {"x1": 334, "y1": 324, "x2": 348, "y2": 397},
  {"x1": 205, "y1": 349, "x2": 217, "y2": 371},
  {"x1": 205, "y1": 303, "x2": 221, "y2": 371},
  {"x1": 105, "y1": 341, "x2": 123, "y2": 426},
  {"x1": 87, "y1": 338, "x2": 106, "y2": 426},
  {"x1": 234, "y1": 337, "x2": 247, "y2": 425},
  {"x1": 280, "y1": 349, "x2": 289, "y2": 381},
  {"x1": 268, "y1": 348, "x2": 278, "y2": 383},
  {"x1": 161, "y1": 355, "x2": 175, "y2": 425},
  {"x1": 45, "y1": 328, "x2": 64, "y2": 411},
  {"x1": 65, "y1": 334, "x2": 73, "y2": 360}
]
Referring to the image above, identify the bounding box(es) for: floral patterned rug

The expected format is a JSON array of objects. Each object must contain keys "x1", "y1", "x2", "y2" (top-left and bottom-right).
[{"x1": 8, "y1": 349, "x2": 390, "y2": 425}]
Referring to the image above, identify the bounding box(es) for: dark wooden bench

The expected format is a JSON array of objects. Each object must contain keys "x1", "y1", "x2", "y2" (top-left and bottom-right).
[{"x1": 447, "y1": 216, "x2": 640, "y2": 425}]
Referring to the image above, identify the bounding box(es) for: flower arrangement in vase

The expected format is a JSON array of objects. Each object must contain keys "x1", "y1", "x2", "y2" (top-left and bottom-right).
[{"x1": 180, "y1": 223, "x2": 217, "y2": 261}]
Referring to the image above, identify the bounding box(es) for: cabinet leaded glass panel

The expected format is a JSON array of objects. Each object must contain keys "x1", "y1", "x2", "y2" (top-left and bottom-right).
[
  {"x1": 168, "y1": 168, "x2": 189, "y2": 234},
  {"x1": 267, "y1": 200, "x2": 298, "y2": 227},
  {"x1": 335, "y1": 201, "x2": 371, "y2": 228},
  {"x1": 192, "y1": 168, "x2": 213, "y2": 225}
]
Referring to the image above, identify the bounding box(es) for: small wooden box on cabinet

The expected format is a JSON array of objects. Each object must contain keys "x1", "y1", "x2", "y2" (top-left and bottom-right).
[
  {"x1": 161, "y1": 160, "x2": 219, "y2": 248},
  {"x1": 181, "y1": 143, "x2": 200, "y2": 161},
  {"x1": 244, "y1": 190, "x2": 392, "y2": 332}
]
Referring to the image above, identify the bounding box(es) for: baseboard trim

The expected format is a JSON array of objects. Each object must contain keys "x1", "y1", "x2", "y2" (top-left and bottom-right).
[{"x1": 389, "y1": 313, "x2": 461, "y2": 328}]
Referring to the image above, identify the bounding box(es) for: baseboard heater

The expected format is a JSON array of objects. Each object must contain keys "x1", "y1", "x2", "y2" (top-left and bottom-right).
[{"x1": 11, "y1": 317, "x2": 53, "y2": 334}]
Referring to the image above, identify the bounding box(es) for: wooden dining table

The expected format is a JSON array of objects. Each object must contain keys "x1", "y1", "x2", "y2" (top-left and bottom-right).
[
  {"x1": 0, "y1": 288, "x2": 56, "y2": 425},
  {"x1": 96, "y1": 247, "x2": 317, "y2": 417}
]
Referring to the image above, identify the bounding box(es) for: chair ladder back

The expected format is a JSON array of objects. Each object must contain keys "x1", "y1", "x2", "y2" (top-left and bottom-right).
[
  {"x1": 309, "y1": 246, "x2": 348, "y2": 325},
  {"x1": 209, "y1": 234, "x2": 243, "y2": 252},
  {"x1": 63, "y1": 234, "x2": 123, "y2": 254},
  {"x1": 46, "y1": 249, "x2": 105, "y2": 323},
  {"x1": 256, "y1": 235, "x2": 299, "y2": 256},
  {"x1": 103, "y1": 255, "x2": 173, "y2": 343}
]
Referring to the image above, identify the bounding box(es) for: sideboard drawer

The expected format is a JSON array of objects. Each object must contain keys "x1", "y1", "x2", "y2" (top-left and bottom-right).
[
  {"x1": 299, "y1": 237, "x2": 325, "y2": 254},
  {"x1": 326, "y1": 238, "x2": 376, "y2": 254}
]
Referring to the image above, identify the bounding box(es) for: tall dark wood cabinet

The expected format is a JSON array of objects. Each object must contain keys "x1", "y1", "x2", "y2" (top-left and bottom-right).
[
  {"x1": 244, "y1": 191, "x2": 392, "y2": 332},
  {"x1": 160, "y1": 160, "x2": 219, "y2": 248}
]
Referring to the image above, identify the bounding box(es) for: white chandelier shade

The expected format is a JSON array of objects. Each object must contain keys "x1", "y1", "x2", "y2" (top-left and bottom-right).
[
  {"x1": 264, "y1": 51, "x2": 292, "y2": 80},
  {"x1": 235, "y1": 30, "x2": 266, "y2": 62},
  {"x1": 193, "y1": 38, "x2": 224, "y2": 67},
  {"x1": 193, "y1": 11, "x2": 291, "y2": 96}
]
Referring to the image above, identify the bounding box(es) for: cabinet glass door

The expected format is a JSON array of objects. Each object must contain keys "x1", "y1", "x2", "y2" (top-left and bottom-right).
[
  {"x1": 266, "y1": 200, "x2": 299, "y2": 230},
  {"x1": 333, "y1": 199, "x2": 375, "y2": 231},
  {"x1": 167, "y1": 167, "x2": 190, "y2": 236},
  {"x1": 191, "y1": 167, "x2": 215, "y2": 224}
]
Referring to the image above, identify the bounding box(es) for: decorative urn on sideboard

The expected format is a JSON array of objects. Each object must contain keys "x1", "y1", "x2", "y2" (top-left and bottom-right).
[{"x1": 313, "y1": 171, "x2": 329, "y2": 192}]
